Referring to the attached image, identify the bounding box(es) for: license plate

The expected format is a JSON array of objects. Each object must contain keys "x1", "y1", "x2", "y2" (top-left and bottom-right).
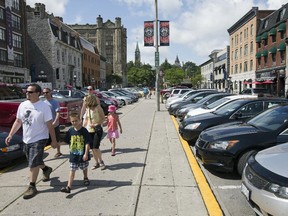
[{"x1": 241, "y1": 183, "x2": 250, "y2": 200}]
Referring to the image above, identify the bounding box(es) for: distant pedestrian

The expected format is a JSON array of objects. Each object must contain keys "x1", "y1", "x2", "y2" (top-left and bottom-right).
[
  {"x1": 143, "y1": 87, "x2": 149, "y2": 99},
  {"x1": 61, "y1": 113, "x2": 91, "y2": 193},
  {"x1": 5, "y1": 83, "x2": 57, "y2": 199},
  {"x1": 43, "y1": 88, "x2": 62, "y2": 158},
  {"x1": 83, "y1": 95, "x2": 106, "y2": 170},
  {"x1": 107, "y1": 105, "x2": 122, "y2": 156}
]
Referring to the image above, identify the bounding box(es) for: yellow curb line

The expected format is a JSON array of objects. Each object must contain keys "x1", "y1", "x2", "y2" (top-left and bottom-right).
[{"x1": 171, "y1": 116, "x2": 223, "y2": 216}]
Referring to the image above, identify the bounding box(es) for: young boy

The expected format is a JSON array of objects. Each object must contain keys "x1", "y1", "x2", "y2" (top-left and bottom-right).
[{"x1": 61, "y1": 113, "x2": 91, "y2": 193}]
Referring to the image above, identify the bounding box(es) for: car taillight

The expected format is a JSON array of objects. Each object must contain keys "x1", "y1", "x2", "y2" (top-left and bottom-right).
[{"x1": 60, "y1": 107, "x2": 68, "y2": 119}]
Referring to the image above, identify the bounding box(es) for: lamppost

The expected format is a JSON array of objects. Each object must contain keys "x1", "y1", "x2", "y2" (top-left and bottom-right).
[
  {"x1": 73, "y1": 75, "x2": 77, "y2": 88},
  {"x1": 155, "y1": 0, "x2": 160, "y2": 111}
]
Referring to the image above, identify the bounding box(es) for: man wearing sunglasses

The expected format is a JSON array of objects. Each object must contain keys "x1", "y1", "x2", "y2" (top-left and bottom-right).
[
  {"x1": 43, "y1": 88, "x2": 62, "y2": 158},
  {"x1": 5, "y1": 84, "x2": 57, "y2": 199}
]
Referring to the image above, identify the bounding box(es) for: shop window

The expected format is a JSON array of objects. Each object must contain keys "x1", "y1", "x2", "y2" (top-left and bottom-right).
[
  {"x1": 272, "y1": 53, "x2": 276, "y2": 65},
  {"x1": 280, "y1": 51, "x2": 285, "y2": 64}
]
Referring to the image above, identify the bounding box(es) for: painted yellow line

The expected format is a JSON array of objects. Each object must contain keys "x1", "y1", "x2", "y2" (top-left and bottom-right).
[{"x1": 171, "y1": 116, "x2": 223, "y2": 216}]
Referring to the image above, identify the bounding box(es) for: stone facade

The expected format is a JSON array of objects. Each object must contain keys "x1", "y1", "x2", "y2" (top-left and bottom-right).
[
  {"x1": 26, "y1": 3, "x2": 82, "y2": 89},
  {"x1": 69, "y1": 15, "x2": 127, "y2": 86}
]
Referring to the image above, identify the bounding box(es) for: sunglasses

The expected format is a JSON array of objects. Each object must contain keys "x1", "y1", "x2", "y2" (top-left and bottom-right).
[
  {"x1": 43, "y1": 92, "x2": 50, "y2": 94},
  {"x1": 26, "y1": 91, "x2": 36, "y2": 94},
  {"x1": 87, "y1": 89, "x2": 93, "y2": 91}
]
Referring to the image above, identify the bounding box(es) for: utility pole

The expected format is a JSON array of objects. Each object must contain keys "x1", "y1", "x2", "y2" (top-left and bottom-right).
[{"x1": 155, "y1": 0, "x2": 160, "y2": 111}]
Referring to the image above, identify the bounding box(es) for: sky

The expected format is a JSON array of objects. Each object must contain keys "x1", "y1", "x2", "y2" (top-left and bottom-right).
[{"x1": 26, "y1": 0, "x2": 287, "y2": 66}]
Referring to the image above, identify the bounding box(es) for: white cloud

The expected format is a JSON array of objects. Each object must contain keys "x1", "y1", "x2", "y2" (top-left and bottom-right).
[{"x1": 26, "y1": 0, "x2": 69, "y2": 16}]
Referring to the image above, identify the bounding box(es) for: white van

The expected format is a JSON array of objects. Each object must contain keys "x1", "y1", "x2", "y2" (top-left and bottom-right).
[{"x1": 184, "y1": 94, "x2": 257, "y2": 120}]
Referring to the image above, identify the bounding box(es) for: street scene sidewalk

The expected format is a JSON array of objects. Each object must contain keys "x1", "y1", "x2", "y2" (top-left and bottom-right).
[{"x1": 0, "y1": 96, "x2": 208, "y2": 216}]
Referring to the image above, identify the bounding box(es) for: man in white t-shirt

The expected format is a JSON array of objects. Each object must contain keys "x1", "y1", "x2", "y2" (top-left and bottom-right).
[{"x1": 5, "y1": 84, "x2": 58, "y2": 199}]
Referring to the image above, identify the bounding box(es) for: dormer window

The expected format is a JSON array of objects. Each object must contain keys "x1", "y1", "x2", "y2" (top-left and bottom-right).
[
  {"x1": 279, "y1": 8, "x2": 286, "y2": 21},
  {"x1": 263, "y1": 20, "x2": 268, "y2": 29}
]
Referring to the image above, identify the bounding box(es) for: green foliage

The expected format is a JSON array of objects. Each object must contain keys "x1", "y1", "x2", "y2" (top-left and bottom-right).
[
  {"x1": 106, "y1": 74, "x2": 122, "y2": 84},
  {"x1": 127, "y1": 64, "x2": 155, "y2": 86},
  {"x1": 164, "y1": 68, "x2": 184, "y2": 86}
]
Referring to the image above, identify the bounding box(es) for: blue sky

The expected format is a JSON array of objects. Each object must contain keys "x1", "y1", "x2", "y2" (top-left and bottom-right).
[{"x1": 26, "y1": 0, "x2": 287, "y2": 66}]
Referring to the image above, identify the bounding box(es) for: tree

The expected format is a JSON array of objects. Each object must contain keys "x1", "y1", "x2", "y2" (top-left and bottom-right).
[
  {"x1": 182, "y1": 61, "x2": 200, "y2": 78},
  {"x1": 164, "y1": 68, "x2": 184, "y2": 86},
  {"x1": 127, "y1": 64, "x2": 155, "y2": 87}
]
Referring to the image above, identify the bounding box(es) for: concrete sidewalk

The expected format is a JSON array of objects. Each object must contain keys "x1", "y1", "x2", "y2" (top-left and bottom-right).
[{"x1": 0, "y1": 97, "x2": 208, "y2": 216}]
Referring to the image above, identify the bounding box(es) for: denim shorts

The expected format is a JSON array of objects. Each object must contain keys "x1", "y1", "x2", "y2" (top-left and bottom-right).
[
  {"x1": 69, "y1": 161, "x2": 89, "y2": 171},
  {"x1": 23, "y1": 139, "x2": 48, "y2": 168}
]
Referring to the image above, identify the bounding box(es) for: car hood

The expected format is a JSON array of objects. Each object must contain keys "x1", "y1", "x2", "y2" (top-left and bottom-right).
[
  {"x1": 201, "y1": 123, "x2": 260, "y2": 140},
  {"x1": 255, "y1": 143, "x2": 288, "y2": 178},
  {"x1": 0, "y1": 128, "x2": 23, "y2": 148}
]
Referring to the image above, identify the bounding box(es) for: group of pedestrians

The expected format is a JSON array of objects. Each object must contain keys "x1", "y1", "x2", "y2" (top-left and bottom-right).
[{"x1": 4, "y1": 84, "x2": 122, "y2": 199}]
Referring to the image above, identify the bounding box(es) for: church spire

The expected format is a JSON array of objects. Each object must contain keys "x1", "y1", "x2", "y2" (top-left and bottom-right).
[
  {"x1": 175, "y1": 55, "x2": 180, "y2": 67},
  {"x1": 135, "y1": 41, "x2": 141, "y2": 66}
]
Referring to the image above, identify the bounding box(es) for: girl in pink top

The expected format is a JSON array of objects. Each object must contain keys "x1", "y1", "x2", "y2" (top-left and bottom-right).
[{"x1": 107, "y1": 105, "x2": 122, "y2": 156}]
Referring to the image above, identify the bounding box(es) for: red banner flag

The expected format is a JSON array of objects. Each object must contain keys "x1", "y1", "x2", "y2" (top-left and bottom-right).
[
  {"x1": 144, "y1": 21, "x2": 154, "y2": 46},
  {"x1": 160, "y1": 21, "x2": 169, "y2": 46}
]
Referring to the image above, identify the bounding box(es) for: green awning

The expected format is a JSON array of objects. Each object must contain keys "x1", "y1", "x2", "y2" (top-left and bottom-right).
[
  {"x1": 255, "y1": 52, "x2": 261, "y2": 58},
  {"x1": 261, "y1": 50, "x2": 268, "y2": 56},
  {"x1": 256, "y1": 36, "x2": 261, "y2": 43},
  {"x1": 278, "y1": 42, "x2": 286, "y2": 51},
  {"x1": 269, "y1": 46, "x2": 277, "y2": 54},
  {"x1": 277, "y1": 23, "x2": 286, "y2": 32},
  {"x1": 261, "y1": 32, "x2": 268, "y2": 40},
  {"x1": 269, "y1": 28, "x2": 276, "y2": 36}
]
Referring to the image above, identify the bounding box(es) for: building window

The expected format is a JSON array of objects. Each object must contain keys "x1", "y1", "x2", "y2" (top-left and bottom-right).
[
  {"x1": 0, "y1": 8, "x2": 4, "y2": 20},
  {"x1": 244, "y1": 61, "x2": 248, "y2": 72},
  {"x1": 250, "y1": 24, "x2": 254, "y2": 36},
  {"x1": 272, "y1": 53, "x2": 276, "y2": 65},
  {"x1": 250, "y1": 60, "x2": 253, "y2": 71},
  {"x1": 240, "y1": 32, "x2": 242, "y2": 43},
  {"x1": 264, "y1": 56, "x2": 267, "y2": 66},
  {"x1": 231, "y1": 38, "x2": 234, "y2": 47},
  {"x1": 235, "y1": 64, "x2": 238, "y2": 74},
  {"x1": 250, "y1": 41, "x2": 253, "y2": 53},
  {"x1": 14, "y1": 53, "x2": 22, "y2": 67},
  {"x1": 56, "y1": 68, "x2": 59, "y2": 79},
  {"x1": 271, "y1": 34, "x2": 276, "y2": 42},
  {"x1": 244, "y1": 44, "x2": 248, "y2": 56},
  {"x1": 12, "y1": 14, "x2": 20, "y2": 29},
  {"x1": 57, "y1": 50, "x2": 60, "y2": 63},
  {"x1": 280, "y1": 31, "x2": 285, "y2": 39},
  {"x1": 264, "y1": 20, "x2": 268, "y2": 29},
  {"x1": 12, "y1": 0, "x2": 20, "y2": 10},
  {"x1": 240, "y1": 47, "x2": 242, "y2": 57},
  {"x1": 239, "y1": 63, "x2": 242, "y2": 73},
  {"x1": 12, "y1": 34, "x2": 21, "y2": 48},
  {"x1": 231, "y1": 51, "x2": 233, "y2": 60},
  {"x1": 62, "y1": 51, "x2": 65, "y2": 64},
  {"x1": 257, "y1": 58, "x2": 261, "y2": 68},
  {"x1": 0, "y1": 49, "x2": 7, "y2": 62},
  {"x1": 280, "y1": 51, "x2": 285, "y2": 64},
  {"x1": 278, "y1": 8, "x2": 286, "y2": 21},
  {"x1": 0, "y1": 28, "x2": 5, "y2": 41},
  {"x1": 78, "y1": 58, "x2": 80, "y2": 67}
]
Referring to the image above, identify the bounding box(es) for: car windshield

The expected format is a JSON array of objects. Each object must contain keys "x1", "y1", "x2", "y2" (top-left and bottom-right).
[
  {"x1": 205, "y1": 97, "x2": 230, "y2": 109},
  {"x1": 213, "y1": 100, "x2": 243, "y2": 116},
  {"x1": 247, "y1": 106, "x2": 288, "y2": 131}
]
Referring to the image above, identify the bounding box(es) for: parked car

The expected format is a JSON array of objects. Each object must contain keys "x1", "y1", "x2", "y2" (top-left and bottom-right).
[
  {"x1": 0, "y1": 126, "x2": 24, "y2": 168},
  {"x1": 184, "y1": 94, "x2": 258, "y2": 120},
  {"x1": 176, "y1": 93, "x2": 233, "y2": 121},
  {"x1": 160, "y1": 86, "x2": 189, "y2": 101},
  {"x1": 55, "y1": 89, "x2": 86, "y2": 98},
  {"x1": 195, "y1": 104, "x2": 288, "y2": 176},
  {"x1": 241, "y1": 143, "x2": 288, "y2": 216},
  {"x1": 168, "y1": 91, "x2": 218, "y2": 116},
  {"x1": 180, "y1": 98, "x2": 287, "y2": 145},
  {"x1": 240, "y1": 88, "x2": 273, "y2": 97},
  {"x1": 101, "y1": 91, "x2": 131, "y2": 105}
]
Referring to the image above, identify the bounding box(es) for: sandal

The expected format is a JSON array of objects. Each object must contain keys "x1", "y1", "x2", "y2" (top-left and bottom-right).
[
  {"x1": 54, "y1": 152, "x2": 63, "y2": 158},
  {"x1": 60, "y1": 186, "x2": 71, "y2": 193},
  {"x1": 84, "y1": 178, "x2": 90, "y2": 186}
]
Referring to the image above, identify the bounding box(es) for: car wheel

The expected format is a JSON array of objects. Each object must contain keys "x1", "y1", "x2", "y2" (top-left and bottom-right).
[
  {"x1": 236, "y1": 150, "x2": 256, "y2": 176},
  {"x1": 121, "y1": 99, "x2": 126, "y2": 106}
]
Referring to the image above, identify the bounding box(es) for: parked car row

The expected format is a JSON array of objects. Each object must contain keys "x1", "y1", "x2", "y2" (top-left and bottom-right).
[{"x1": 164, "y1": 88, "x2": 288, "y2": 216}]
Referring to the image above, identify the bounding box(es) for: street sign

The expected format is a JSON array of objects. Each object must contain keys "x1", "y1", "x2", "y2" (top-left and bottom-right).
[{"x1": 155, "y1": 52, "x2": 159, "y2": 66}]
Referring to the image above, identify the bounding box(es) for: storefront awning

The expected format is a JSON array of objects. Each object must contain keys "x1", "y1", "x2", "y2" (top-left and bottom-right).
[
  {"x1": 277, "y1": 23, "x2": 286, "y2": 32},
  {"x1": 269, "y1": 46, "x2": 277, "y2": 54},
  {"x1": 269, "y1": 28, "x2": 276, "y2": 35},
  {"x1": 261, "y1": 49, "x2": 268, "y2": 56},
  {"x1": 255, "y1": 52, "x2": 261, "y2": 58},
  {"x1": 261, "y1": 32, "x2": 268, "y2": 40},
  {"x1": 278, "y1": 42, "x2": 286, "y2": 51}
]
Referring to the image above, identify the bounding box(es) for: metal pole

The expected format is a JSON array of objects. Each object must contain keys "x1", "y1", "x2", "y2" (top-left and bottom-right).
[{"x1": 155, "y1": 0, "x2": 160, "y2": 111}]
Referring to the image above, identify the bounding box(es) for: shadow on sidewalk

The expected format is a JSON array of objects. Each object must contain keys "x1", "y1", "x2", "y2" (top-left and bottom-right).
[
  {"x1": 105, "y1": 162, "x2": 145, "y2": 171},
  {"x1": 101, "y1": 147, "x2": 147, "y2": 154}
]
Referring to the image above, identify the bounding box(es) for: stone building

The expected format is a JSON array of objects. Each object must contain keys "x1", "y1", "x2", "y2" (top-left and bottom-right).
[
  {"x1": 69, "y1": 15, "x2": 127, "y2": 86},
  {"x1": 26, "y1": 3, "x2": 82, "y2": 89},
  {"x1": 227, "y1": 7, "x2": 274, "y2": 94},
  {"x1": 0, "y1": 0, "x2": 30, "y2": 83}
]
